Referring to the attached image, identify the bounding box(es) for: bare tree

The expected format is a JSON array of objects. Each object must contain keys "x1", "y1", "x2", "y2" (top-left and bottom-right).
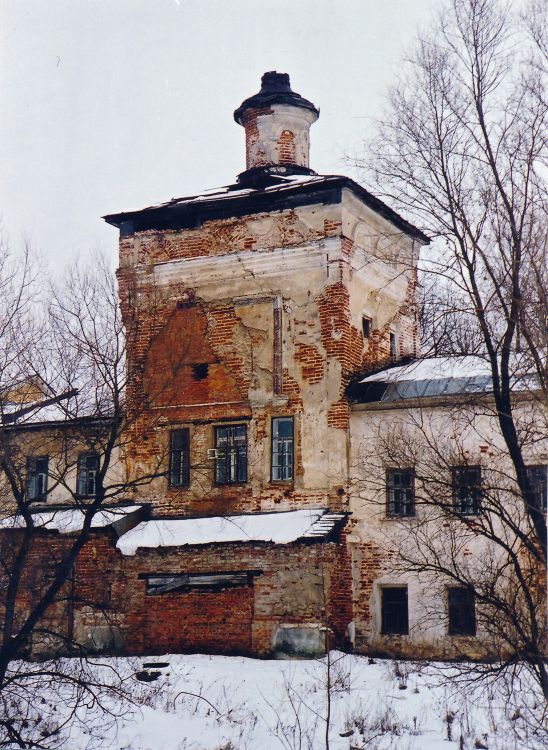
[
  {"x1": 353, "y1": 0, "x2": 547, "y2": 538},
  {"x1": 354, "y1": 401, "x2": 546, "y2": 696},
  {"x1": 0, "y1": 246, "x2": 177, "y2": 747},
  {"x1": 349, "y1": 0, "x2": 547, "y2": 709}
]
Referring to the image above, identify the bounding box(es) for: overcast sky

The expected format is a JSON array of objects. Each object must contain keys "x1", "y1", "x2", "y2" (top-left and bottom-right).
[{"x1": 0, "y1": 0, "x2": 436, "y2": 270}]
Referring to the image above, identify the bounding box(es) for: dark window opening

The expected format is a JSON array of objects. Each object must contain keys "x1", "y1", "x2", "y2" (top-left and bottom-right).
[
  {"x1": 389, "y1": 331, "x2": 397, "y2": 360},
  {"x1": 362, "y1": 316, "x2": 372, "y2": 339},
  {"x1": 386, "y1": 469, "x2": 415, "y2": 517},
  {"x1": 27, "y1": 456, "x2": 49, "y2": 501},
  {"x1": 448, "y1": 587, "x2": 476, "y2": 635},
  {"x1": 271, "y1": 417, "x2": 294, "y2": 482},
  {"x1": 215, "y1": 424, "x2": 247, "y2": 484},
  {"x1": 525, "y1": 465, "x2": 547, "y2": 512},
  {"x1": 169, "y1": 429, "x2": 190, "y2": 487},
  {"x1": 452, "y1": 466, "x2": 481, "y2": 515},
  {"x1": 381, "y1": 586, "x2": 408, "y2": 635},
  {"x1": 145, "y1": 570, "x2": 259, "y2": 595},
  {"x1": 192, "y1": 363, "x2": 209, "y2": 380},
  {"x1": 77, "y1": 453, "x2": 100, "y2": 497}
]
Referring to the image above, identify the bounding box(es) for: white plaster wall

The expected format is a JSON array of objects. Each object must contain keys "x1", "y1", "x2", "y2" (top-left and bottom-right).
[
  {"x1": 348, "y1": 397, "x2": 547, "y2": 656},
  {"x1": 247, "y1": 104, "x2": 318, "y2": 169}
]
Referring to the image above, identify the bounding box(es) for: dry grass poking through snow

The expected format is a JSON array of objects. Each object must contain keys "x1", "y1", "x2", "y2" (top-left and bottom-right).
[{"x1": 9, "y1": 652, "x2": 547, "y2": 750}]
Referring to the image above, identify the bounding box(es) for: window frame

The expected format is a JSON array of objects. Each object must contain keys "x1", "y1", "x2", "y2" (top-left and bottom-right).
[
  {"x1": 214, "y1": 423, "x2": 248, "y2": 485},
  {"x1": 451, "y1": 465, "x2": 482, "y2": 515},
  {"x1": 27, "y1": 455, "x2": 49, "y2": 502},
  {"x1": 169, "y1": 428, "x2": 191, "y2": 488},
  {"x1": 362, "y1": 315, "x2": 372, "y2": 339},
  {"x1": 447, "y1": 586, "x2": 476, "y2": 636},
  {"x1": 380, "y1": 586, "x2": 409, "y2": 635},
  {"x1": 76, "y1": 452, "x2": 100, "y2": 498},
  {"x1": 525, "y1": 464, "x2": 547, "y2": 513},
  {"x1": 386, "y1": 468, "x2": 415, "y2": 518},
  {"x1": 270, "y1": 416, "x2": 294, "y2": 483},
  {"x1": 389, "y1": 331, "x2": 397, "y2": 361}
]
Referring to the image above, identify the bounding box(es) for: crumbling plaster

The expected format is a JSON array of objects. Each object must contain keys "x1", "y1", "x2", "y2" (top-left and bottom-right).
[
  {"x1": 241, "y1": 104, "x2": 317, "y2": 170},
  {"x1": 118, "y1": 196, "x2": 421, "y2": 517}
]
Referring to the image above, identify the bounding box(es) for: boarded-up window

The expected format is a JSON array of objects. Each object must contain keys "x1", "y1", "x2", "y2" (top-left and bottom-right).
[{"x1": 145, "y1": 571, "x2": 259, "y2": 595}]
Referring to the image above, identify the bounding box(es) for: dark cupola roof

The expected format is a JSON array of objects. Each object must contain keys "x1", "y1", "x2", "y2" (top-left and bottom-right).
[{"x1": 234, "y1": 71, "x2": 319, "y2": 124}]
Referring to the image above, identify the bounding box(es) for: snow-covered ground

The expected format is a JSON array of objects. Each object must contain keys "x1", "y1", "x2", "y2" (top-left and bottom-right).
[{"x1": 12, "y1": 652, "x2": 547, "y2": 749}]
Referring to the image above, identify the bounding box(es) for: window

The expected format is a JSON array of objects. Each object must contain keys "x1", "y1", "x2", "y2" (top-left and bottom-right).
[
  {"x1": 448, "y1": 587, "x2": 476, "y2": 635},
  {"x1": 386, "y1": 469, "x2": 415, "y2": 517},
  {"x1": 145, "y1": 570, "x2": 258, "y2": 595},
  {"x1": 525, "y1": 465, "x2": 547, "y2": 512},
  {"x1": 77, "y1": 453, "x2": 99, "y2": 497},
  {"x1": 362, "y1": 316, "x2": 372, "y2": 339},
  {"x1": 27, "y1": 456, "x2": 48, "y2": 501},
  {"x1": 381, "y1": 587, "x2": 408, "y2": 635},
  {"x1": 271, "y1": 417, "x2": 294, "y2": 482},
  {"x1": 389, "y1": 331, "x2": 397, "y2": 360},
  {"x1": 191, "y1": 363, "x2": 208, "y2": 380},
  {"x1": 169, "y1": 429, "x2": 190, "y2": 487},
  {"x1": 215, "y1": 424, "x2": 247, "y2": 484},
  {"x1": 452, "y1": 466, "x2": 481, "y2": 515}
]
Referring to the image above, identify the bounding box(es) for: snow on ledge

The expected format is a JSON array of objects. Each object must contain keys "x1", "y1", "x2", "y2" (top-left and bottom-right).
[
  {"x1": 0, "y1": 505, "x2": 143, "y2": 533},
  {"x1": 116, "y1": 508, "x2": 327, "y2": 556}
]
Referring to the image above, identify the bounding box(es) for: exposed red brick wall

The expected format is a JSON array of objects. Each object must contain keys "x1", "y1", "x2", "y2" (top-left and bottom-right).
[
  {"x1": 352, "y1": 540, "x2": 386, "y2": 629},
  {"x1": 294, "y1": 342, "x2": 324, "y2": 384},
  {"x1": 111, "y1": 209, "x2": 421, "y2": 659},
  {"x1": 241, "y1": 108, "x2": 273, "y2": 169},
  {"x1": 118, "y1": 208, "x2": 338, "y2": 268},
  {"x1": 278, "y1": 129, "x2": 296, "y2": 164},
  {"x1": 0, "y1": 528, "x2": 351, "y2": 658},
  {"x1": 144, "y1": 304, "x2": 244, "y2": 409},
  {"x1": 361, "y1": 266, "x2": 420, "y2": 371},
  {"x1": 140, "y1": 586, "x2": 254, "y2": 655},
  {"x1": 327, "y1": 527, "x2": 354, "y2": 644},
  {"x1": 0, "y1": 529, "x2": 120, "y2": 657},
  {"x1": 317, "y1": 280, "x2": 365, "y2": 429}
]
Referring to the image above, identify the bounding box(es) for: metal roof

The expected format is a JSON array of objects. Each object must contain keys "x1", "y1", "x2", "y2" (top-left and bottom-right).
[
  {"x1": 350, "y1": 355, "x2": 540, "y2": 405},
  {"x1": 103, "y1": 172, "x2": 430, "y2": 244}
]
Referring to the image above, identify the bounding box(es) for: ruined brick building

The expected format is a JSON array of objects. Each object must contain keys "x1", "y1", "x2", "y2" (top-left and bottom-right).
[
  {"x1": 1, "y1": 73, "x2": 545, "y2": 661},
  {"x1": 99, "y1": 70, "x2": 427, "y2": 657}
]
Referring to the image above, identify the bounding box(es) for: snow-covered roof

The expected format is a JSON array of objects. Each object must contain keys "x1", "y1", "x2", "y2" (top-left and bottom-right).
[
  {"x1": 105, "y1": 173, "x2": 329, "y2": 215},
  {"x1": 103, "y1": 172, "x2": 429, "y2": 244},
  {"x1": 116, "y1": 508, "x2": 347, "y2": 556},
  {"x1": 360, "y1": 355, "x2": 492, "y2": 383},
  {"x1": 352, "y1": 355, "x2": 539, "y2": 404},
  {"x1": 2, "y1": 393, "x2": 109, "y2": 428},
  {"x1": 0, "y1": 505, "x2": 143, "y2": 533},
  {"x1": 2, "y1": 401, "x2": 71, "y2": 425}
]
